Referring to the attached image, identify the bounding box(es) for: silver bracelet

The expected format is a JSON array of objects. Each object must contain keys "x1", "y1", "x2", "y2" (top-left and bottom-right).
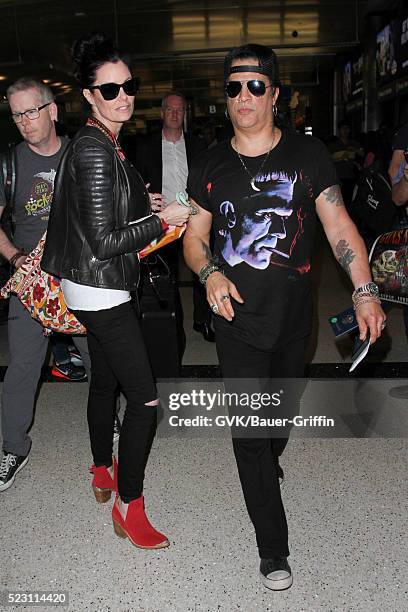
[
  {"x1": 353, "y1": 296, "x2": 381, "y2": 310},
  {"x1": 352, "y1": 283, "x2": 380, "y2": 306},
  {"x1": 199, "y1": 263, "x2": 220, "y2": 285}
]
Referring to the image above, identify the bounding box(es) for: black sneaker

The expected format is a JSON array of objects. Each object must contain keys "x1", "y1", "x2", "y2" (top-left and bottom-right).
[
  {"x1": 0, "y1": 452, "x2": 29, "y2": 492},
  {"x1": 113, "y1": 413, "x2": 121, "y2": 444},
  {"x1": 51, "y1": 362, "x2": 87, "y2": 382},
  {"x1": 260, "y1": 556, "x2": 293, "y2": 591}
]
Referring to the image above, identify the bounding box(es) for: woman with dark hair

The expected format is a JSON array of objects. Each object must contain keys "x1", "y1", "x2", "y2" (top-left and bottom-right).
[{"x1": 42, "y1": 33, "x2": 190, "y2": 549}]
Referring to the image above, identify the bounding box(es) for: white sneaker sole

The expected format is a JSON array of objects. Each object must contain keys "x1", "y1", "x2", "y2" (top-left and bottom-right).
[
  {"x1": 260, "y1": 571, "x2": 293, "y2": 591},
  {"x1": 0, "y1": 456, "x2": 29, "y2": 492}
]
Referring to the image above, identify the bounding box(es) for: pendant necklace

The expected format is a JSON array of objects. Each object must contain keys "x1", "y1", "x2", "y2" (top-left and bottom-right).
[{"x1": 234, "y1": 127, "x2": 275, "y2": 192}]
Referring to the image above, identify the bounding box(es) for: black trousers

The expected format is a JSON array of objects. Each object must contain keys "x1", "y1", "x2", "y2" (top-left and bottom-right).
[
  {"x1": 215, "y1": 327, "x2": 308, "y2": 559},
  {"x1": 193, "y1": 274, "x2": 212, "y2": 325},
  {"x1": 74, "y1": 302, "x2": 157, "y2": 503}
]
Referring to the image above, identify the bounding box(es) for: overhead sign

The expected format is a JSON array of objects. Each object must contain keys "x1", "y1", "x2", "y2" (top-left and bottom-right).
[
  {"x1": 342, "y1": 52, "x2": 363, "y2": 102},
  {"x1": 351, "y1": 55, "x2": 363, "y2": 97},
  {"x1": 342, "y1": 61, "x2": 352, "y2": 102},
  {"x1": 376, "y1": 16, "x2": 408, "y2": 84},
  {"x1": 400, "y1": 15, "x2": 408, "y2": 75},
  {"x1": 376, "y1": 22, "x2": 398, "y2": 83}
]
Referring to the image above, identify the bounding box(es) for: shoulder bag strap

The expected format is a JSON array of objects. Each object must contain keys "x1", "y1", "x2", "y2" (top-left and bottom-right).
[
  {"x1": 1, "y1": 146, "x2": 16, "y2": 208},
  {"x1": 1, "y1": 146, "x2": 17, "y2": 238}
]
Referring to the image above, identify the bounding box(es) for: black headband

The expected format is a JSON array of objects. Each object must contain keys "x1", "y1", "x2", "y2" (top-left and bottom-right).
[{"x1": 228, "y1": 65, "x2": 270, "y2": 77}]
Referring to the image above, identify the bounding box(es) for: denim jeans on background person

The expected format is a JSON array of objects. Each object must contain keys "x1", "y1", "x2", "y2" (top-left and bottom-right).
[{"x1": 1, "y1": 298, "x2": 90, "y2": 456}]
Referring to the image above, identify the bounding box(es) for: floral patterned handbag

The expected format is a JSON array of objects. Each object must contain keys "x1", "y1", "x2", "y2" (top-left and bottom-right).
[{"x1": 0, "y1": 232, "x2": 86, "y2": 335}]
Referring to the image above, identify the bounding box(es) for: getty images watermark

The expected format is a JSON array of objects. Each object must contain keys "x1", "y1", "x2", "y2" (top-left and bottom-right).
[
  {"x1": 156, "y1": 379, "x2": 408, "y2": 439},
  {"x1": 166, "y1": 389, "x2": 333, "y2": 429}
]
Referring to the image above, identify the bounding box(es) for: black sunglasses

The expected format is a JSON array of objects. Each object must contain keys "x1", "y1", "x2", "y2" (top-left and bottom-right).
[
  {"x1": 89, "y1": 76, "x2": 140, "y2": 101},
  {"x1": 225, "y1": 80, "x2": 274, "y2": 98}
]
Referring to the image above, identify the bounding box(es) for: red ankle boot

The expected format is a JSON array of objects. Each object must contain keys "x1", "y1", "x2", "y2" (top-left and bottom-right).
[
  {"x1": 112, "y1": 495, "x2": 169, "y2": 549},
  {"x1": 90, "y1": 456, "x2": 117, "y2": 503}
]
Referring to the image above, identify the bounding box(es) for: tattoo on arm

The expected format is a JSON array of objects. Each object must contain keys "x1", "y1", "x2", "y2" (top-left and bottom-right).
[
  {"x1": 335, "y1": 239, "x2": 355, "y2": 276},
  {"x1": 200, "y1": 240, "x2": 220, "y2": 267},
  {"x1": 201, "y1": 241, "x2": 212, "y2": 263},
  {"x1": 323, "y1": 185, "x2": 344, "y2": 207}
]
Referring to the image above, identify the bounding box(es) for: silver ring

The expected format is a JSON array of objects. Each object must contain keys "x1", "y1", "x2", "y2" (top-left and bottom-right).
[
  {"x1": 210, "y1": 303, "x2": 219, "y2": 314},
  {"x1": 220, "y1": 295, "x2": 230, "y2": 302}
]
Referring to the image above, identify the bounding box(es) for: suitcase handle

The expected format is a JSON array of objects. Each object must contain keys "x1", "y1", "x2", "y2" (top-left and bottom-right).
[{"x1": 141, "y1": 254, "x2": 172, "y2": 306}]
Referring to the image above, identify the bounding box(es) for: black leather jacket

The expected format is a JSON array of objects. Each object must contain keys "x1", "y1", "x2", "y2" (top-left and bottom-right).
[{"x1": 42, "y1": 125, "x2": 164, "y2": 291}]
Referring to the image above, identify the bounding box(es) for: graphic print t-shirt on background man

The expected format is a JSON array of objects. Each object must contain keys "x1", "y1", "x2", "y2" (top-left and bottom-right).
[
  {"x1": 0, "y1": 138, "x2": 69, "y2": 253},
  {"x1": 187, "y1": 131, "x2": 338, "y2": 349}
]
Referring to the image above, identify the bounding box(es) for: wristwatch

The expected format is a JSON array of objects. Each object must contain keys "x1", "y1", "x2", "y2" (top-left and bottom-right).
[{"x1": 353, "y1": 282, "x2": 380, "y2": 297}]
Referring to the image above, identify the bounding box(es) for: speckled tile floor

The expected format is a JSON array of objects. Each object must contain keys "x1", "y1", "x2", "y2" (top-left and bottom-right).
[{"x1": 1, "y1": 383, "x2": 407, "y2": 611}]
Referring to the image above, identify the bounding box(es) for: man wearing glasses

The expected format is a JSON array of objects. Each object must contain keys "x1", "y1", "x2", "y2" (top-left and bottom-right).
[
  {"x1": 184, "y1": 44, "x2": 385, "y2": 591},
  {"x1": 0, "y1": 77, "x2": 88, "y2": 492}
]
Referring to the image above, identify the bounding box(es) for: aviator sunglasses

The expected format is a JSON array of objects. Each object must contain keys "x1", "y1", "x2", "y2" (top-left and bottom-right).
[
  {"x1": 89, "y1": 76, "x2": 140, "y2": 101},
  {"x1": 225, "y1": 79, "x2": 274, "y2": 98}
]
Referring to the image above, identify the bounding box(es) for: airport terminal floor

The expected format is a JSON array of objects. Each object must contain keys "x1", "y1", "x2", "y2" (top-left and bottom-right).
[{"x1": 1, "y1": 237, "x2": 407, "y2": 612}]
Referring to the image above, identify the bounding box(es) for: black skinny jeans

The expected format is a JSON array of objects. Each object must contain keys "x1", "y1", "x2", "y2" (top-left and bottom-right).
[
  {"x1": 74, "y1": 301, "x2": 157, "y2": 503},
  {"x1": 215, "y1": 327, "x2": 308, "y2": 559}
]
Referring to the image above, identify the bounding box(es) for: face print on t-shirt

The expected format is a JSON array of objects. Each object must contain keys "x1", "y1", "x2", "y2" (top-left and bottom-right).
[
  {"x1": 219, "y1": 171, "x2": 298, "y2": 270},
  {"x1": 188, "y1": 134, "x2": 339, "y2": 282}
]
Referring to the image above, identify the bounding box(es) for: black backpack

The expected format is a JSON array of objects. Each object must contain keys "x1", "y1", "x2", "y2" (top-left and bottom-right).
[
  {"x1": 350, "y1": 168, "x2": 397, "y2": 237},
  {"x1": 0, "y1": 146, "x2": 17, "y2": 239}
]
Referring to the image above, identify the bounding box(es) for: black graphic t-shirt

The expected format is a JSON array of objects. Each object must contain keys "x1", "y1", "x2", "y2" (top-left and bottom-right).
[
  {"x1": 10, "y1": 138, "x2": 68, "y2": 252},
  {"x1": 187, "y1": 130, "x2": 338, "y2": 349}
]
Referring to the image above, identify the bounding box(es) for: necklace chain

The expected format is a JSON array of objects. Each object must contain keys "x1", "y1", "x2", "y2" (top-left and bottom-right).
[
  {"x1": 234, "y1": 128, "x2": 275, "y2": 189},
  {"x1": 87, "y1": 116, "x2": 126, "y2": 161}
]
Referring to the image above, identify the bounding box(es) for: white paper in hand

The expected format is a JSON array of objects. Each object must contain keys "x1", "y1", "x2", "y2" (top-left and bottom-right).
[{"x1": 349, "y1": 333, "x2": 371, "y2": 373}]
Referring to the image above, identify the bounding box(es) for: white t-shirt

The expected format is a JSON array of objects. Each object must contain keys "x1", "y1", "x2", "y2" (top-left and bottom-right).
[
  {"x1": 161, "y1": 131, "x2": 188, "y2": 203},
  {"x1": 62, "y1": 279, "x2": 130, "y2": 311}
]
